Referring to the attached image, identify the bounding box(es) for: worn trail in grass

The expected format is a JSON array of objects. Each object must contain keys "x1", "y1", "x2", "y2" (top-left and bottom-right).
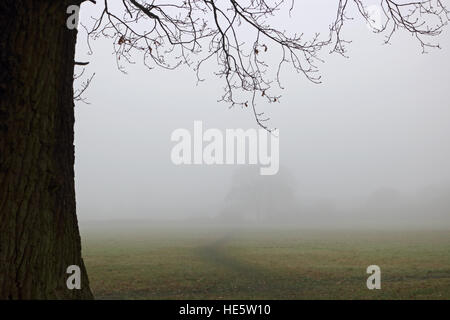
[{"x1": 81, "y1": 225, "x2": 450, "y2": 299}]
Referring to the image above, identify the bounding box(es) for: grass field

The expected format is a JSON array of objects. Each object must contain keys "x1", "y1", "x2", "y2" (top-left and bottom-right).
[{"x1": 81, "y1": 224, "x2": 450, "y2": 299}]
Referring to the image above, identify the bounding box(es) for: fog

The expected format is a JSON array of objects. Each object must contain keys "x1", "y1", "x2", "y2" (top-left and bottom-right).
[{"x1": 74, "y1": 2, "x2": 450, "y2": 228}]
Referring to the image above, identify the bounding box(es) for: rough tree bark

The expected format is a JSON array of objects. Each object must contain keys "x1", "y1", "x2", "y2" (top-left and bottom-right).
[{"x1": 0, "y1": 0, "x2": 93, "y2": 299}]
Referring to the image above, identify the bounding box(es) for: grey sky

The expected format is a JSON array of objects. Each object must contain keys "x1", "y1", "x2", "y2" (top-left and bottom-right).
[{"x1": 74, "y1": 2, "x2": 450, "y2": 223}]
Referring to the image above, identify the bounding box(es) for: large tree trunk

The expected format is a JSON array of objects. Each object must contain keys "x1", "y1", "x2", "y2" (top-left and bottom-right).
[{"x1": 0, "y1": 0, "x2": 93, "y2": 299}]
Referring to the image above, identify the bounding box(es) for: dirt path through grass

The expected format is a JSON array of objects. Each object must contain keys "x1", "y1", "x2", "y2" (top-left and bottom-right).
[{"x1": 194, "y1": 232, "x2": 275, "y2": 286}]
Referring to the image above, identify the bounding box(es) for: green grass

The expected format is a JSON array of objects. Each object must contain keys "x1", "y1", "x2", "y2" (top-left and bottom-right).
[{"x1": 81, "y1": 225, "x2": 450, "y2": 299}]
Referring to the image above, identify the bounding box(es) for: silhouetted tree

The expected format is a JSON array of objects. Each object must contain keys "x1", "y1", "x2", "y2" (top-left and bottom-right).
[{"x1": 221, "y1": 166, "x2": 297, "y2": 222}]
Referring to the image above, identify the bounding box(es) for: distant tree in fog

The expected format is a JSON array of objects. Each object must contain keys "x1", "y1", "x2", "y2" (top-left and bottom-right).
[
  {"x1": 413, "y1": 183, "x2": 450, "y2": 222},
  {"x1": 220, "y1": 166, "x2": 297, "y2": 223},
  {"x1": 365, "y1": 187, "x2": 404, "y2": 210},
  {"x1": 359, "y1": 185, "x2": 450, "y2": 227}
]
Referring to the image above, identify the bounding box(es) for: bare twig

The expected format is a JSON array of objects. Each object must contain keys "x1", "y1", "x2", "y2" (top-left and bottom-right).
[{"x1": 80, "y1": 0, "x2": 449, "y2": 130}]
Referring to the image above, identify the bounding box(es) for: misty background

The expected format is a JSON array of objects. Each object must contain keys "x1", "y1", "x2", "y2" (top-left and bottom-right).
[{"x1": 74, "y1": 1, "x2": 450, "y2": 228}]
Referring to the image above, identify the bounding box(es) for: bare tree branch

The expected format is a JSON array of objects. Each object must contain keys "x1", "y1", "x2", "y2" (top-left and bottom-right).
[{"x1": 81, "y1": 0, "x2": 449, "y2": 130}]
